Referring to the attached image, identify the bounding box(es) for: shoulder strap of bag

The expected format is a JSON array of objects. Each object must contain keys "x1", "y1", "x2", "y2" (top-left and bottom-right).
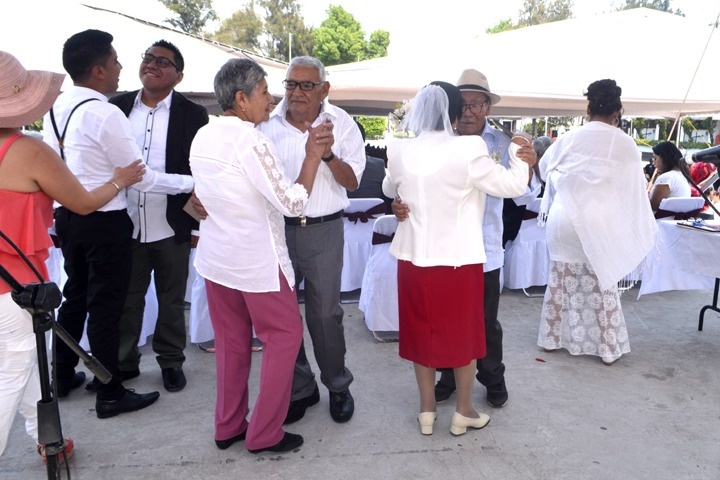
[{"x1": 49, "y1": 98, "x2": 99, "y2": 161}]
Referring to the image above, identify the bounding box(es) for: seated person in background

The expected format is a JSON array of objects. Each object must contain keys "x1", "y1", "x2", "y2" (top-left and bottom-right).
[
  {"x1": 648, "y1": 140, "x2": 691, "y2": 211},
  {"x1": 349, "y1": 121, "x2": 392, "y2": 212},
  {"x1": 531, "y1": 136, "x2": 553, "y2": 196},
  {"x1": 689, "y1": 161, "x2": 720, "y2": 217}
]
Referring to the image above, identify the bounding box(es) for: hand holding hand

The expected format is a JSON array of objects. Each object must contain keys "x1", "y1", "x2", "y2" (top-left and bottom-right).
[
  {"x1": 306, "y1": 118, "x2": 335, "y2": 159},
  {"x1": 516, "y1": 145, "x2": 537, "y2": 167}
]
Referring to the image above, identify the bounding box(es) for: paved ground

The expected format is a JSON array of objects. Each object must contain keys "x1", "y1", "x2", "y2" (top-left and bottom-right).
[{"x1": 2, "y1": 286, "x2": 720, "y2": 480}]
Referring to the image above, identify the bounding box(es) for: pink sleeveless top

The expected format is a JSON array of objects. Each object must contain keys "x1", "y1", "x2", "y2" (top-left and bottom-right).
[{"x1": 0, "y1": 133, "x2": 54, "y2": 294}]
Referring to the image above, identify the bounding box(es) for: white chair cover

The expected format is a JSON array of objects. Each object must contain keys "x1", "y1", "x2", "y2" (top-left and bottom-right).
[
  {"x1": 188, "y1": 249, "x2": 214, "y2": 343},
  {"x1": 359, "y1": 215, "x2": 399, "y2": 332},
  {"x1": 658, "y1": 196, "x2": 705, "y2": 213},
  {"x1": 341, "y1": 198, "x2": 386, "y2": 292},
  {"x1": 503, "y1": 198, "x2": 550, "y2": 290}
]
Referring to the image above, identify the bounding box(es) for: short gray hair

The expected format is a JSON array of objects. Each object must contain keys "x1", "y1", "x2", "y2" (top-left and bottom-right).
[
  {"x1": 214, "y1": 59, "x2": 267, "y2": 111},
  {"x1": 288, "y1": 56, "x2": 327, "y2": 82},
  {"x1": 532, "y1": 136, "x2": 554, "y2": 159}
]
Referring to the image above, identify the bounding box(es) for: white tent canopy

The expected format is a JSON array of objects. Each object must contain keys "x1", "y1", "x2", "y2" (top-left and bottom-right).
[
  {"x1": 4, "y1": 6, "x2": 718, "y2": 119},
  {"x1": 326, "y1": 8, "x2": 720, "y2": 118},
  {"x1": 3, "y1": 2, "x2": 288, "y2": 115}
]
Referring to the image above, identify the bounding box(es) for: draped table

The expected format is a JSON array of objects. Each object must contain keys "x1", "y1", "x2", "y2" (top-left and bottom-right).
[{"x1": 649, "y1": 219, "x2": 720, "y2": 330}]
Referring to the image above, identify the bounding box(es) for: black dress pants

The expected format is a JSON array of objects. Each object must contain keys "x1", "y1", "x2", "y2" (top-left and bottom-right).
[{"x1": 53, "y1": 207, "x2": 132, "y2": 395}]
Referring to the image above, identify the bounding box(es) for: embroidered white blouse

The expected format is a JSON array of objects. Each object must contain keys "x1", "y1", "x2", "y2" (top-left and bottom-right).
[{"x1": 190, "y1": 116, "x2": 309, "y2": 292}]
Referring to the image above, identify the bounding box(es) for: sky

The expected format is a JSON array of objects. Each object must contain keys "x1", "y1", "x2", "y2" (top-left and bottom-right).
[
  {"x1": 211, "y1": 0, "x2": 720, "y2": 54},
  {"x1": 83, "y1": 0, "x2": 720, "y2": 56}
]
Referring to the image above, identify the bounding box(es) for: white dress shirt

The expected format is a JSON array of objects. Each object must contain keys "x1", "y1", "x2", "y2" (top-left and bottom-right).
[
  {"x1": 43, "y1": 86, "x2": 194, "y2": 212},
  {"x1": 383, "y1": 131, "x2": 529, "y2": 267},
  {"x1": 191, "y1": 117, "x2": 309, "y2": 292},
  {"x1": 259, "y1": 99, "x2": 365, "y2": 217},
  {"x1": 126, "y1": 91, "x2": 175, "y2": 242}
]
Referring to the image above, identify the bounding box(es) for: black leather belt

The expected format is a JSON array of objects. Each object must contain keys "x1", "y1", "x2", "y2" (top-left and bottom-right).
[{"x1": 284, "y1": 210, "x2": 343, "y2": 227}]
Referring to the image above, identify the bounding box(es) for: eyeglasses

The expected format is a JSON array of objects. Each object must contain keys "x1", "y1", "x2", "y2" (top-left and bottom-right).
[
  {"x1": 282, "y1": 80, "x2": 326, "y2": 91},
  {"x1": 141, "y1": 53, "x2": 178, "y2": 70},
  {"x1": 462, "y1": 101, "x2": 490, "y2": 114}
]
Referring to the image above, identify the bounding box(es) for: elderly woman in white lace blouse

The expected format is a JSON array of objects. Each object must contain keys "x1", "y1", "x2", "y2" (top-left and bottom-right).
[{"x1": 190, "y1": 59, "x2": 327, "y2": 455}]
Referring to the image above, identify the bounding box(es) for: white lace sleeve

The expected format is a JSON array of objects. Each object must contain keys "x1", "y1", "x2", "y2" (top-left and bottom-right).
[{"x1": 245, "y1": 135, "x2": 308, "y2": 216}]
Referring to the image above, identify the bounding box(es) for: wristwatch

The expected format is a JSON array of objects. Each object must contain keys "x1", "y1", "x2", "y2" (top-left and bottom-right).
[{"x1": 321, "y1": 152, "x2": 335, "y2": 163}]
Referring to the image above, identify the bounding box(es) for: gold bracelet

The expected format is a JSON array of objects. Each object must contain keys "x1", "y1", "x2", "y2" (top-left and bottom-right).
[{"x1": 107, "y1": 181, "x2": 121, "y2": 194}]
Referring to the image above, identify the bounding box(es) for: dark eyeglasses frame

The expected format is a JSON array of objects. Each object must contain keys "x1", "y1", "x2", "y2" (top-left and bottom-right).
[
  {"x1": 282, "y1": 80, "x2": 326, "y2": 91},
  {"x1": 141, "y1": 53, "x2": 179, "y2": 71},
  {"x1": 462, "y1": 101, "x2": 490, "y2": 114}
]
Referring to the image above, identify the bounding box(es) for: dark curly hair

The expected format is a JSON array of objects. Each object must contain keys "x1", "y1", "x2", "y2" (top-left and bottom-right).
[{"x1": 585, "y1": 79, "x2": 623, "y2": 117}]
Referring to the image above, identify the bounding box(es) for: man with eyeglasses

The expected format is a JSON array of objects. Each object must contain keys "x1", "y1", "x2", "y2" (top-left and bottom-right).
[
  {"x1": 45, "y1": 30, "x2": 196, "y2": 418},
  {"x1": 108, "y1": 40, "x2": 209, "y2": 393},
  {"x1": 436, "y1": 69, "x2": 538, "y2": 408},
  {"x1": 259, "y1": 56, "x2": 366, "y2": 425}
]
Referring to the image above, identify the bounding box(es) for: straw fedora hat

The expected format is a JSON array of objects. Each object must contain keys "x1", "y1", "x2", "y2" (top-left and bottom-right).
[
  {"x1": 456, "y1": 69, "x2": 501, "y2": 105},
  {"x1": 0, "y1": 51, "x2": 65, "y2": 128}
]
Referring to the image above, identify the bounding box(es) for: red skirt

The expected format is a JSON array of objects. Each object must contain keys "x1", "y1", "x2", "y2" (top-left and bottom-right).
[{"x1": 397, "y1": 260, "x2": 485, "y2": 368}]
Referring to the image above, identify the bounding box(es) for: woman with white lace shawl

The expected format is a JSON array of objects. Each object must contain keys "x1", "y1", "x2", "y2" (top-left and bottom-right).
[
  {"x1": 537, "y1": 79, "x2": 657, "y2": 365},
  {"x1": 190, "y1": 59, "x2": 325, "y2": 454}
]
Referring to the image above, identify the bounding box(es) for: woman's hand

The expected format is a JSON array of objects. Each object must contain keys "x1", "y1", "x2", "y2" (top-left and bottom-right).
[
  {"x1": 191, "y1": 192, "x2": 209, "y2": 220},
  {"x1": 112, "y1": 160, "x2": 145, "y2": 189},
  {"x1": 392, "y1": 196, "x2": 410, "y2": 222}
]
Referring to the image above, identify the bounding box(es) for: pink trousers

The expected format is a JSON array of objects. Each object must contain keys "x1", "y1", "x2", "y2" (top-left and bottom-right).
[{"x1": 205, "y1": 271, "x2": 303, "y2": 451}]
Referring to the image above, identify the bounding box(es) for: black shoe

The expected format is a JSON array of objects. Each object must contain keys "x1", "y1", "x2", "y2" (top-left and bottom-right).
[
  {"x1": 215, "y1": 430, "x2": 246, "y2": 450},
  {"x1": 249, "y1": 432, "x2": 303, "y2": 454},
  {"x1": 329, "y1": 390, "x2": 354, "y2": 423},
  {"x1": 120, "y1": 368, "x2": 140, "y2": 381},
  {"x1": 162, "y1": 367, "x2": 187, "y2": 392},
  {"x1": 486, "y1": 379, "x2": 508, "y2": 408},
  {"x1": 283, "y1": 385, "x2": 320, "y2": 425},
  {"x1": 95, "y1": 388, "x2": 160, "y2": 419},
  {"x1": 54, "y1": 372, "x2": 86, "y2": 398},
  {"x1": 434, "y1": 381, "x2": 455, "y2": 403}
]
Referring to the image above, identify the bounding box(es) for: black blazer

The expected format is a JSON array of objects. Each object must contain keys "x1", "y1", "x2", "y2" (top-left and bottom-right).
[{"x1": 110, "y1": 90, "x2": 209, "y2": 243}]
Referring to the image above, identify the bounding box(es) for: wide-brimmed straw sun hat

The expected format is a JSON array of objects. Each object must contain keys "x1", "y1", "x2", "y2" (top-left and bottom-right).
[
  {"x1": 0, "y1": 51, "x2": 65, "y2": 128},
  {"x1": 456, "y1": 69, "x2": 501, "y2": 105}
]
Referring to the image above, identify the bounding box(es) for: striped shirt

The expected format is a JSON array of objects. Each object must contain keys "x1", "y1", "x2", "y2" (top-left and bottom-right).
[{"x1": 259, "y1": 99, "x2": 366, "y2": 217}]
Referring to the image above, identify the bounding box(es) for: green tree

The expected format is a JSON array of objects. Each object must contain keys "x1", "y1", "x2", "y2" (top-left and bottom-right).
[
  {"x1": 357, "y1": 116, "x2": 386, "y2": 140},
  {"x1": 214, "y1": 1, "x2": 264, "y2": 51},
  {"x1": 486, "y1": 18, "x2": 515, "y2": 34},
  {"x1": 313, "y1": 5, "x2": 389, "y2": 66},
  {"x1": 613, "y1": 0, "x2": 684, "y2": 16},
  {"x1": 259, "y1": 0, "x2": 314, "y2": 61},
  {"x1": 517, "y1": 0, "x2": 574, "y2": 27},
  {"x1": 159, "y1": 0, "x2": 218, "y2": 35},
  {"x1": 365, "y1": 30, "x2": 390, "y2": 60}
]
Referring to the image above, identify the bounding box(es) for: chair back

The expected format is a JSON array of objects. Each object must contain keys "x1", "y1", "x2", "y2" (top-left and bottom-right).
[{"x1": 658, "y1": 197, "x2": 705, "y2": 213}]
